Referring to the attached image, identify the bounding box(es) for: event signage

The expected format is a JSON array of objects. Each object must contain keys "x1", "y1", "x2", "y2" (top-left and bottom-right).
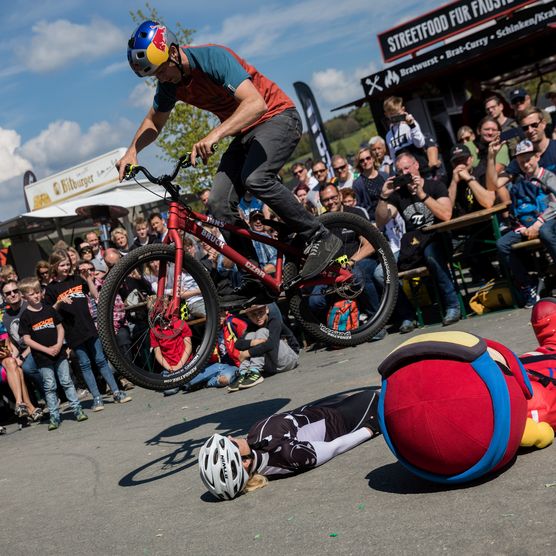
[
  {"x1": 294, "y1": 81, "x2": 334, "y2": 177},
  {"x1": 363, "y1": 2, "x2": 556, "y2": 98},
  {"x1": 378, "y1": 0, "x2": 537, "y2": 63},
  {"x1": 24, "y1": 148, "x2": 126, "y2": 211}
]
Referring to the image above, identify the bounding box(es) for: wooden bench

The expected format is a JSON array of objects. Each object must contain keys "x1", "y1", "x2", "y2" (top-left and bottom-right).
[{"x1": 511, "y1": 238, "x2": 542, "y2": 250}]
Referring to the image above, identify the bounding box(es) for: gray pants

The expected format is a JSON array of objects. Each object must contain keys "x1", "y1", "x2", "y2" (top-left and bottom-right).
[
  {"x1": 207, "y1": 109, "x2": 322, "y2": 256},
  {"x1": 239, "y1": 328, "x2": 298, "y2": 376}
]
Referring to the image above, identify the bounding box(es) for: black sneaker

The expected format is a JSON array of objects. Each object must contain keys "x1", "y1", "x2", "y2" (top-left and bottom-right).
[
  {"x1": 364, "y1": 392, "x2": 381, "y2": 437},
  {"x1": 227, "y1": 374, "x2": 245, "y2": 392},
  {"x1": 299, "y1": 230, "x2": 343, "y2": 279},
  {"x1": 238, "y1": 371, "x2": 264, "y2": 389},
  {"x1": 219, "y1": 278, "x2": 276, "y2": 309}
]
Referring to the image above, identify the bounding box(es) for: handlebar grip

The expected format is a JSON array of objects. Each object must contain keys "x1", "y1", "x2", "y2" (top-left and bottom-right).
[{"x1": 124, "y1": 164, "x2": 137, "y2": 180}]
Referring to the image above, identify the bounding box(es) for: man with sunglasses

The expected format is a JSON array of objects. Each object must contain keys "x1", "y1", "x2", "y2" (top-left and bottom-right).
[
  {"x1": 509, "y1": 88, "x2": 552, "y2": 136},
  {"x1": 1, "y1": 281, "x2": 44, "y2": 399},
  {"x1": 332, "y1": 155, "x2": 357, "y2": 190}
]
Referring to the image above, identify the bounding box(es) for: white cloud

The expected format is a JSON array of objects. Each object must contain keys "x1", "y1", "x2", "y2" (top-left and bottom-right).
[
  {"x1": 18, "y1": 118, "x2": 135, "y2": 169},
  {"x1": 0, "y1": 128, "x2": 32, "y2": 181},
  {"x1": 311, "y1": 61, "x2": 377, "y2": 105},
  {"x1": 101, "y1": 61, "x2": 129, "y2": 76},
  {"x1": 128, "y1": 82, "x2": 155, "y2": 110},
  {"x1": 17, "y1": 17, "x2": 126, "y2": 73}
]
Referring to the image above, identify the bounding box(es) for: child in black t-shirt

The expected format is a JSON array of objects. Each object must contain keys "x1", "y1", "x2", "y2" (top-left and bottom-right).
[
  {"x1": 45, "y1": 250, "x2": 131, "y2": 411},
  {"x1": 18, "y1": 278, "x2": 87, "y2": 431}
]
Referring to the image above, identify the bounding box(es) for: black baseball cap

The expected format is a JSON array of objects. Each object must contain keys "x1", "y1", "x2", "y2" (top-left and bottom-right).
[
  {"x1": 449, "y1": 143, "x2": 472, "y2": 163},
  {"x1": 509, "y1": 88, "x2": 527, "y2": 103}
]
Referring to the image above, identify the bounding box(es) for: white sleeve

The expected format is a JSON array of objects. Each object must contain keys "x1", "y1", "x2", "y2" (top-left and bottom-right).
[
  {"x1": 409, "y1": 121, "x2": 426, "y2": 148},
  {"x1": 311, "y1": 427, "x2": 373, "y2": 467}
]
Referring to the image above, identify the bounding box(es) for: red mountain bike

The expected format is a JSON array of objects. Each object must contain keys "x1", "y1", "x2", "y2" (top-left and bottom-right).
[{"x1": 97, "y1": 154, "x2": 398, "y2": 390}]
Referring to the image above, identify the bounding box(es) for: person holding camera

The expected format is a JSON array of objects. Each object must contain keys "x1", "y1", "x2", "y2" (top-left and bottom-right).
[{"x1": 375, "y1": 153, "x2": 461, "y2": 326}]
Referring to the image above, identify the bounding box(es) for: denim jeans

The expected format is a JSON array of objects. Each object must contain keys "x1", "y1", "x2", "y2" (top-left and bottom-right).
[
  {"x1": 74, "y1": 336, "x2": 119, "y2": 399},
  {"x1": 207, "y1": 109, "x2": 322, "y2": 257},
  {"x1": 538, "y1": 219, "x2": 556, "y2": 261},
  {"x1": 187, "y1": 362, "x2": 238, "y2": 389},
  {"x1": 22, "y1": 352, "x2": 45, "y2": 399},
  {"x1": 423, "y1": 238, "x2": 459, "y2": 311},
  {"x1": 39, "y1": 358, "x2": 81, "y2": 421},
  {"x1": 496, "y1": 230, "x2": 534, "y2": 288}
]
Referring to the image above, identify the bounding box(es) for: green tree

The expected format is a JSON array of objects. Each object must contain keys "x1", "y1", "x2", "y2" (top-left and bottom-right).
[
  {"x1": 130, "y1": 4, "x2": 223, "y2": 192},
  {"x1": 351, "y1": 105, "x2": 373, "y2": 128}
]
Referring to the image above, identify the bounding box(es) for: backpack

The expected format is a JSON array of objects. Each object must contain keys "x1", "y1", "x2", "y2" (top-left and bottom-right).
[{"x1": 326, "y1": 300, "x2": 359, "y2": 332}]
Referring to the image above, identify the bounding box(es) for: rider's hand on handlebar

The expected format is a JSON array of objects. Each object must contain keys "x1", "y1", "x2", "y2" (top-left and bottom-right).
[
  {"x1": 190, "y1": 135, "x2": 218, "y2": 166},
  {"x1": 116, "y1": 152, "x2": 138, "y2": 181}
]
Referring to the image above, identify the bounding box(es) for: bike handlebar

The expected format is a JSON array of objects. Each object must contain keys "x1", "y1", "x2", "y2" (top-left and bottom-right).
[{"x1": 123, "y1": 144, "x2": 218, "y2": 198}]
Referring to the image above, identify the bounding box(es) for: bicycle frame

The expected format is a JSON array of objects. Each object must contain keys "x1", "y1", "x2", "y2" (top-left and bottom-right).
[{"x1": 158, "y1": 200, "x2": 353, "y2": 318}]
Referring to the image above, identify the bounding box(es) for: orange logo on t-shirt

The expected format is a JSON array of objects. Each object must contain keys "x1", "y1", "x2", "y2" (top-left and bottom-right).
[{"x1": 32, "y1": 317, "x2": 55, "y2": 331}]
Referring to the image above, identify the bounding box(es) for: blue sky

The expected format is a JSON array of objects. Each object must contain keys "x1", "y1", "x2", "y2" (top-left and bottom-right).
[{"x1": 0, "y1": 0, "x2": 443, "y2": 220}]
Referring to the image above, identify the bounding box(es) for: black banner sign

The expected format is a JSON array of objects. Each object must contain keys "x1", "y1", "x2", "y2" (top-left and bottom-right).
[
  {"x1": 293, "y1": 81, "x2": 333, "y2": 174},
  {"x1": 363, "y1": 2, "x2": 556, "y2": 98},
  {"x1": 378, "y1": 0, "x2": 536, "y2": 63}
]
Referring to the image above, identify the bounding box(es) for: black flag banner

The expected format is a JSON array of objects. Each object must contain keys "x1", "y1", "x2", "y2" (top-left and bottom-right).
[{"x1": 293, "y1": 81, "x2": 333, "y2": 175}]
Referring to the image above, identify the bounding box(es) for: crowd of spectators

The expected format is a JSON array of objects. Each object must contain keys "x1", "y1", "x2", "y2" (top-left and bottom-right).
[{"x1": 2, "y1": 82, "x2": 556, "y2": 433}]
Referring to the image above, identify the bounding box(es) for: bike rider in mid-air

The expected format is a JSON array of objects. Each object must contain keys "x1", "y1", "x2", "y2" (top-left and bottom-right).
[{"x1": 119, "y1": 20, "x2": 342, "y2": 306}]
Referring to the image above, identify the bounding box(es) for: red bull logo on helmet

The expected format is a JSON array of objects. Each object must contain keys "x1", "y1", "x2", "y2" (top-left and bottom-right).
[{"x1": 146, "y1": 25, "x2": 169, "y2": 67}]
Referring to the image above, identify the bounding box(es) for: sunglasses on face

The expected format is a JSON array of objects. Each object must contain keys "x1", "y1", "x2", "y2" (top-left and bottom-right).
[
  {"x1": 359, "y1": 156, "x2": 372, "y2": 163},
  {"x1": 39, "y1": 270, "x2": 49, "y2": 276},
  {"x1": 231, "y1": 439, "x2": 254, "y2": 461},
  {"x1": 293, "y1": 169, "x2": 305, "y2": 176},
  {"x1": 80, "y1": 248, "x2": 93, "y2": 254},
  {"x1": 3, "y1": 289, "x2": 19, "y2": 296},
  {"x1": 521, "y1": 121, "x2": 542, "y2": 131},
  {"x1": 314, "y1": 168, "x2": 327, "y2": 175},
  {"x1": 333, "y1": 164, "x2": 347, "y2": 172},
  {"x1": 460, "y1": 135, "x2": 472, "y2": 142}
]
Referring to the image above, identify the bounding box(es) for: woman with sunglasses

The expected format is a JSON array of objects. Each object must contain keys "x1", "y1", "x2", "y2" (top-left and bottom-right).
[
  {"x1": 35, "y1": 260, "x2": 51, "y2": 291},
  {"x1": 199, "y1": 389, "x2": 380, "y2": 500}
]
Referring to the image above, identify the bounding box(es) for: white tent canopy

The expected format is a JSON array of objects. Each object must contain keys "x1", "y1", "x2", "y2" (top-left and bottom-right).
[{"x1": 23, "y1": 184, "x2": 167, "y2": 219}]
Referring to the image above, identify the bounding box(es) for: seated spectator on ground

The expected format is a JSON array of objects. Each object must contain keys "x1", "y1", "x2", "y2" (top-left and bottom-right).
[
  {"x1": 369, "y1": 136, "x2": 392, "y2": 175},
  {"x1": 35, "y1": 260, "x2": 51, "y2": 291},
  {"x1": 466, "y1": 116, "x2": 510, "y2": 187},
  {"x1": 228, "y1": 303, "x2": 299, "y2": 392},
  {"x1": 332, "y1": 155, "x2": 358, "y2": 189},
  {"x1": 0, "y1": 334, "x2": 41, "y2": 423},
  {"x1": 149, "y1": 212, "x2": 168, "y2": 242},
  {"x1": 111, "y1": 227, "x2": 131, "y2": 255},
  {"x1": 85, "y1": 231, "x2": 104, "y2": 262},
  {"x1": 456, "y1": 125, "x2": 476, "y2": 144},
  {"x1": 249, "y1": 211, "x2": 277, "y2": 275},
  {"x1": 184, "y1": 310, "x2": 248, "y2": 391},
  {"x1": 484, "y1": 94, "x2": 520, "y2": 156},
  {"x1": 352, "y1": 147, "x2": 387, "y2": 218},
  {"x1": 489, "y1": 139, "x2": 556, "y2": 307},
  {"x1": 130, "y1": 216, "x2": 158, "y2": 250},
  {"x1": 375, "y1": 153, "x2": 461, "y2": 326}
]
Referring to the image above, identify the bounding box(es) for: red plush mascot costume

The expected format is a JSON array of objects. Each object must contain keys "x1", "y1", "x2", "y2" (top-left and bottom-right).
[
  {"x1": 378, "y1": 331, "x2": 553, "y2": 485},
  {"x1": 519, "y1": 298, "x2": 556, "y2": 433}
]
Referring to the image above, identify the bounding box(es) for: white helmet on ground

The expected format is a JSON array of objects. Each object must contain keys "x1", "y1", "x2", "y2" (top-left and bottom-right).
[{"x1": 198, "y1": 434, "x2": 249, "y2": 500}]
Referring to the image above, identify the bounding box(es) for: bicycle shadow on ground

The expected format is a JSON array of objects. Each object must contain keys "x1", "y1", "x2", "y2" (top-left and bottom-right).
[
  {"x1": 366, "y1": 458, "x2": 513, "y2": 494},
  {"x1": 119, "y1": 397, "x2": 290, "y2": 487}
]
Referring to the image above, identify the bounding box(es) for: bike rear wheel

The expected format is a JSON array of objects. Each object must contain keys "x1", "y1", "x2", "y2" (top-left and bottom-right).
[
  {"x1": 287, "y1": 211, "x2": 398, "y2": 346},
  {"x1": 97, "y1": 244, "x2": 219, "y2": 391}
]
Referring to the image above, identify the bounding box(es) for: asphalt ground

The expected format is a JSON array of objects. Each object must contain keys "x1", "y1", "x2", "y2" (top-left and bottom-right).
[{"x1": 1, "y1": 308, "x2": 555, "y2": 555}]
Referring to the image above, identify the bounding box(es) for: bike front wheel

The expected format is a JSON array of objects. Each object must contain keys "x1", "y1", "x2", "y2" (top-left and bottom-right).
[
  {"x1": 97, "y1": 244, "x2": 219, "y2": 391},
  {"x1": 287, "y1": 211, "x2": 398, "y2": 346}
]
